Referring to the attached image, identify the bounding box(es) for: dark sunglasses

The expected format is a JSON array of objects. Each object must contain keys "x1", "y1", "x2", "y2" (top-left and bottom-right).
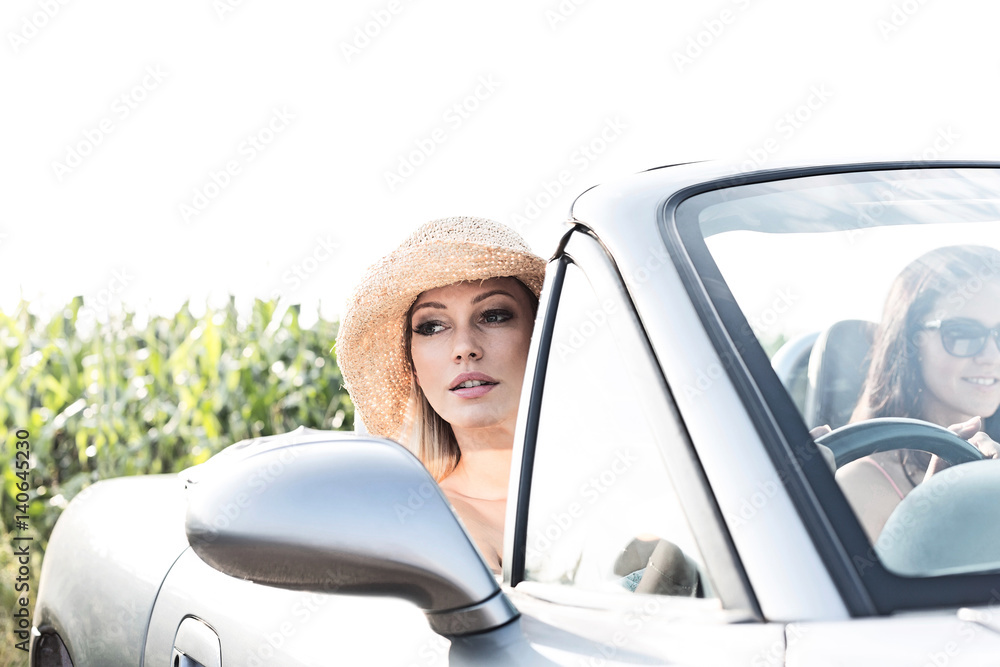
[{"x1": 921, "y1": 318, "x2": 1000, "y2": 357}]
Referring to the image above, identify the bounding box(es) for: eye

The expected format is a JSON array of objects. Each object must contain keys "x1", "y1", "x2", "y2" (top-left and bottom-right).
[
  {"x1": 941, "y1": 319, "x2": 987, "y2": 342},
  {"x1": 943, "y1": 319, "x2": 984, "y2": 335},
  {"x1": 413, "y1": 320, "x2": 446, "y2": 336},
  {"x1": 482, "y1": 309, "x2": 513, "y2": 324}
]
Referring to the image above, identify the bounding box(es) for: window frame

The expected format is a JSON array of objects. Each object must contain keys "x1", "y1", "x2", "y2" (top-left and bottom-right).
[
  {"x1": 666, "y1": 161, "x2": 1000, "y2": 615},
  {"x1": 509, "y1": 226, "x2": 759, "y2": 616}
]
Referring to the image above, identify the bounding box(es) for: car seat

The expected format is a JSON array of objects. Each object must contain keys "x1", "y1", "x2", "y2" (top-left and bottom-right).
[
  {"x1": 772, "y1": 331, "x2": 820, "y2": 415},
  {"x1": 803, "y1": 319, "x2": 877, "y2": 430}
]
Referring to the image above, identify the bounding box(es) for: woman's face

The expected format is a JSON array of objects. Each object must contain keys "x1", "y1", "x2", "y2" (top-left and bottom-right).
[
  {"x1": 915, "y1": 279, "x2": 1000, "y2": 426},
  {"x1": 409, "y1": 277, "x2": 535, "y2": 436}
]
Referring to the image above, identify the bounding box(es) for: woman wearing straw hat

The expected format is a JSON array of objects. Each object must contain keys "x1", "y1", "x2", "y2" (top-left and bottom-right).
[{"x1": 335, "y1": 216, "x2": 546, "y2": 573}]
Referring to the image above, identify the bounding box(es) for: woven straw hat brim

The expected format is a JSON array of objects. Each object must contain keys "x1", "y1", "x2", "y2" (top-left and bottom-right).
[{"x1": 336, "y1": 231, "x2": 545, "y2": 441}]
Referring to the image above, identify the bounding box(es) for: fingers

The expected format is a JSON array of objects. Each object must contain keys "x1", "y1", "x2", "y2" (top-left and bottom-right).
[
  {"x1": 946, "y1": 417, "x2": 999, "y2": 459},
  {"x1": 969, "y1": 431, "x2": 1000, "y2": 459},
  {"x1": 948, "y1": 416, "x2": 983, "y2": 440},
  {"x1": 923, "y1": 454, "x2": 945, "y2": 482},
  {"x1": 809, "y1": 425, "x2": 832, "y2": 439}
]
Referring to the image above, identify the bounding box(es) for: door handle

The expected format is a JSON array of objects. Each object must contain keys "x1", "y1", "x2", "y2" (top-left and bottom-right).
[
  {"x1": 172, "y1": 617, "x2": 221, "y2": 667},
  {"x1": 171, "y1": 652, "x2": 205, "y2": 667}
]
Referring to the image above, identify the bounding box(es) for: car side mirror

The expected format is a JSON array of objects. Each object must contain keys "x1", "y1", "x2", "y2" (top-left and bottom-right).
[{"x1": 182, "y1": 430, "x2": 517, "y2": 636}]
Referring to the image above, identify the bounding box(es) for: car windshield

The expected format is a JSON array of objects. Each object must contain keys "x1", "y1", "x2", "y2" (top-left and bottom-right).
[{"x1": 679, "y1": 167, "x2": 1000, "y2": 578}]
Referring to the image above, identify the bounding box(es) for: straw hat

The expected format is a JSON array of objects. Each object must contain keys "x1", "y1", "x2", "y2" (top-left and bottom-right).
[{"x1": 335, "y1": 216, "x2": 547, "y2": 440}]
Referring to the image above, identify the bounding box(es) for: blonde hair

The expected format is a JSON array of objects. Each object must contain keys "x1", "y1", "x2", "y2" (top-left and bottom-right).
[
  {"x1": 401, "y1": 383, "x2": 461, "y2": 482},
  {"x1": 400, "y1": 309, "x2": 461, "y2": 481}
]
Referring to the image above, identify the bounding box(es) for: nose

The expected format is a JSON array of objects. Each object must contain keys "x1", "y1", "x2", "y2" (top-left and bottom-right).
[{"x1": 452, "y1": 324, "x2": 484, "y2": 362}]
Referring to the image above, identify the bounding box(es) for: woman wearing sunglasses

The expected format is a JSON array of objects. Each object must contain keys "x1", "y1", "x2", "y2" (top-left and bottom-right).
[{"x1": 837, "y1": 245, "x2": 1000, "y2": 541}]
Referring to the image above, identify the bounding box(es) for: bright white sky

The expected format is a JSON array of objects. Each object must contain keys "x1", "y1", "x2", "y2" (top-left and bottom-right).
[{"x1": 4, "y1": 0, "x2": 1000, "y2": 327}]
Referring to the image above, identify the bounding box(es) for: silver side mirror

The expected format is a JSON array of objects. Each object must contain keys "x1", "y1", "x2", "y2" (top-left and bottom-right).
[{"x1": 182, "y1": 428, "x2": 517, "y2": 636}]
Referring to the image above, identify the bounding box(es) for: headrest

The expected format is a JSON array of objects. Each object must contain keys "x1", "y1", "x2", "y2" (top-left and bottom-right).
[{"x1": 804, "y1": 320, "x2": 876, "y2": 429}]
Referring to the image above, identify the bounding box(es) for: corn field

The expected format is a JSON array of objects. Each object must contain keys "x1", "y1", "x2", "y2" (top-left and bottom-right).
[{"x1": 0, "y1": 297, "x2": 353, "y2": 663}]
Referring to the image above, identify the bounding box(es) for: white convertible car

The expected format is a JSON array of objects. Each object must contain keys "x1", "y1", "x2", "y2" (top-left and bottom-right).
[{"x1": 32, "y1": 160, "x2": 1000, "y2": 666}]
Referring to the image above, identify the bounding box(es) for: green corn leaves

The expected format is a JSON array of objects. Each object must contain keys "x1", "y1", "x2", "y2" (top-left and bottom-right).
[{"x1": 0, "y1": 296, "x2": 354, "y2": 649}]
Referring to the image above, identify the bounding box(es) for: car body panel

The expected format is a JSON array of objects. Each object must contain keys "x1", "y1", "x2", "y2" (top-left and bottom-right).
[
  {"x1": 506, "y1": 583, "x2": 786, "y2": 666},
  {"x1": 787, "y1": 610, "x2": 1000, "y2": 666},
  {"x1": 33, "y1": 475, "x2": 189, "y2": 665},
  {"x1": 144, "y1": 547, "x2": 448, "y2": 666}
]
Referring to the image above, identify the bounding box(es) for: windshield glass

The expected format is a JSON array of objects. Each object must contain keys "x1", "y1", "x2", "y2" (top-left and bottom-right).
[{"x1": 681, "y1": 167, "x2": 1000, "y2": 578}]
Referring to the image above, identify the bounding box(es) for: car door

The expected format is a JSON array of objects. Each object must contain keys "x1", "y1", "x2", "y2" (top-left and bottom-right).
[
  {"x1": 144, "y1": 546, "x2": 450, "y2": 666},
  {"x1": 500, "y1": 227, "x2": 789, "y2": 665}
]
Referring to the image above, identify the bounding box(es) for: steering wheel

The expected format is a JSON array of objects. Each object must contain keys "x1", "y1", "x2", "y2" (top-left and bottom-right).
[{"x1": 815, "y1": 417, "x2": 984, "y2": 469}]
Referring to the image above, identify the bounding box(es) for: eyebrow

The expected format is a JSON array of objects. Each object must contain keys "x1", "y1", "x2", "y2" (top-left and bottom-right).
[
  {"x1": 473, "y1": 289, "x2": 515, "y2": 304},
  {"x1": 411, "y1": 289, "x2": 516, "y2": 313}
]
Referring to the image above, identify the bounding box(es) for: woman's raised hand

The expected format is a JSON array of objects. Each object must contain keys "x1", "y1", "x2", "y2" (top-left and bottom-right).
[{"x1": 925, "y1": 416, "x2": 1000, "y2": 480}]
